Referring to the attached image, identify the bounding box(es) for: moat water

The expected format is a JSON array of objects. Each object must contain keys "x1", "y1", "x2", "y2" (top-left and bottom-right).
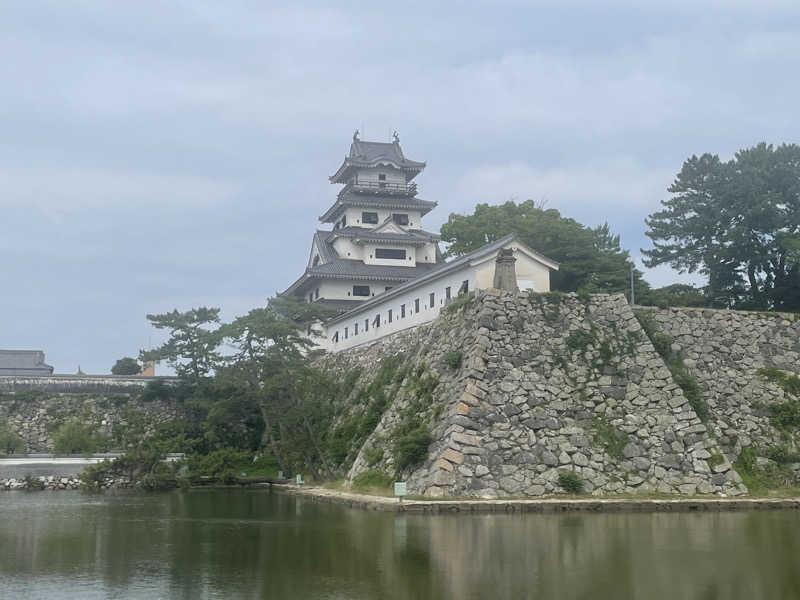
[{"x1": 1, "y1": 489, "x2": 798, "y2": 599}]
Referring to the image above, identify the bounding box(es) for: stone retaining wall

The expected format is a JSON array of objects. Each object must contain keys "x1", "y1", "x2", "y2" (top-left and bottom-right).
[{"x1": 324, "y1": 291, "x2": 800, "y2": 498}]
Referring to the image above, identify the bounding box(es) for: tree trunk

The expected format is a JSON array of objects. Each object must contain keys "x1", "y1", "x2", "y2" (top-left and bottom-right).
[{"x1": 259, "y1": 402, "x2": 287, "y2": 475}]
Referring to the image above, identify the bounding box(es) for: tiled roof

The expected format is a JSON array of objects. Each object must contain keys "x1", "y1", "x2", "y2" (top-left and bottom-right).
[
  {"x1": 319, "y1": 192, "x2": 437, "y2": 222},
  {"x1": 330, "y1": 138, "x2": 425, "y2": 183},
  {"x1": 328, "y1": 226, "x2": 439, "y2": 244},
  {"x1": 0, "y1": 350, "x2": 54, "y2": 375},
  {"x1": 282, "y1": 259, "x2": 439, "y2": 296}
]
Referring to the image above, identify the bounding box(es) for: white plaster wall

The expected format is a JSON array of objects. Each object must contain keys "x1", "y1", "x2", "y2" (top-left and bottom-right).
[
  {"x1": 320, "y1": 267, "x2": 477, "y2": 352},
  {"x1": 474, "y1": 247, "x2": 552, "y2": 292},
  {"x1": 315, "y1": 279, "x2": 396, "y2": 301},
  {"x1": 331, "y1": 237, "x2": 363, "y2": 260},
  {"x1": 363, "y1": 243, "x2": 417, "y2": 267},
  {"x1": 344, "y1": 208, "x2": 423, "y2": 229},
  {"x1": 354, "y1": 166, "x2": 406, "y2": 185}
]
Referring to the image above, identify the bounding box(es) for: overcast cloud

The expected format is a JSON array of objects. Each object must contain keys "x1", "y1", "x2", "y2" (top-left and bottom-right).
[{"x1": 2, "y1": 1, "x2": 799, "y2": 373}]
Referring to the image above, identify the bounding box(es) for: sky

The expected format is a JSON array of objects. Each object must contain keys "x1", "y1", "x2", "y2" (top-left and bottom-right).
[{"x1": 2, "y1": 1, "x2": 799, "y2": 374}]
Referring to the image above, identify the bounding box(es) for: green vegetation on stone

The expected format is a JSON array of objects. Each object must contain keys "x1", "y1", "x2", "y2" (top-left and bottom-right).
[
  {"x1": 557, "y1": 471, "x2": 584, "y2": 494},
  {"x1": 592, "y1": 418, "x2": 629, "y2": 461},
  {"x1": 634, "y1": 310, "x2": 710, "y2": 423},
  {"x1": 352, "y1": 469, "x2": 394, "y2": 491},
  {"x1": 0, "y1": 420, "x2": 25, "y2": 454},
  {"x1": 441, "y1": 292, "x2": 474, "y2": 315},
  {"x1": 442, "y1": 351, "x2": 463, "y2": 370}
]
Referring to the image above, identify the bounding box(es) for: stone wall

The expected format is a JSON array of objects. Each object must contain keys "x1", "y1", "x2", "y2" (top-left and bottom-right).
[
  {"x1": 0, "y1": 392, "x2": 183, "y2": 453},
  {"x1": 325, "y1": 291, "x2": 769, "y2": 498},
  {"x1": 644, "y1": 306, "x2": 800, "y2": 459}
]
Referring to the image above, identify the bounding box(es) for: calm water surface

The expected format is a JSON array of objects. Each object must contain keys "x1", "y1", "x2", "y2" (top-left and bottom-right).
[{"x1": 1, "y1": 489, "x2": 799, "y2": 599}]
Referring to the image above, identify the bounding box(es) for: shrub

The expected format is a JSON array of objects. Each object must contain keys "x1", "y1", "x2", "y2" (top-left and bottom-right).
[
  {"x1": 443, "y1": 351, "x2": 463, "y2": 370},
  {"x1": 442, "y1": 292, "x2": 474, "y2": 315},
  {"x1": 566, "y1": 329, "x2": 595, "y2": 353},
  {"x1": 765, "y1": 444, "x2": 800, "y2": 465},
  {"x1": 593, "y1": 418, "x2": 628, "y2": 461},
  {"x1": 363, "y1": 446, "x2": 384, "y2": 467},
  {"x1": 111, "y1": 357, "x2": 141, "y2": 375},
  {"x1": 352, "y1": 469, "x2": 393, "y2": 490},
  {"x1": 0, "y1": 422, "x2": 25, "y2": 454},
  {"x1": 392, "y1": 425, "x2": 432, "y2": 473},
  {"x1": 708, "y1": 452, "x2": 725, "y2": 468},
  {"x1": 558, "y1": 471, "x2": 584, "y2": 494},
  {"x1": 52, "y1": 419, "x2": 107, "y2": 454},
  {"x1": 733, "y1": 446, "x2": 795, "y2": 493},
  {"x1": 757, "y1": 367, "x2": 800, "y2": 397}
]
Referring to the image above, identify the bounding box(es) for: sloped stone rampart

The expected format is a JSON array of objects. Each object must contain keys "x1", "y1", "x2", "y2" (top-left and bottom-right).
[
  {"x1": 328, "y1": 291, "x2": 759, "y2": 498},
  {"x1": 644, "y1": 306, "x2": 800, "y2": 459}
]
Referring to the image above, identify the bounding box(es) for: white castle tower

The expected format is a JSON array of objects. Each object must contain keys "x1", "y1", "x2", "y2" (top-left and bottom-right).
[{"x1": 283, "y1": 131, "x2": 443, "y2": 311}]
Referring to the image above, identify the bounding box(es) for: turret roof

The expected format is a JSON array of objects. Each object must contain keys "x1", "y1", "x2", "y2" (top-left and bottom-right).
[
  {"x1": 319, "y1": 190, "x2": 437, "y2": 222},
  {"x1": 330, "y1": 135, "x2": 425, "y2": 184}
]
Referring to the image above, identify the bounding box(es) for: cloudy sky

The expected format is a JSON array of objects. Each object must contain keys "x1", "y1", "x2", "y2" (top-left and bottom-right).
[{"x1": 2, "y1": 1, "x2": 799, "y2": 374}]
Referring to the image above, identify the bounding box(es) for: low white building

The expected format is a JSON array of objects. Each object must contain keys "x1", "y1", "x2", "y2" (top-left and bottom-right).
[{"x1": 320, "y1": 233, "x2": 558, "y2": 352}]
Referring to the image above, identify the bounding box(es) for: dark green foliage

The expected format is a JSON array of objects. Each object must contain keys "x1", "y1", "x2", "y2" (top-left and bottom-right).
[
  {"x1": 442, "y1": 292, "x2": 474, "y2": 315},
  {"x1": 111, "y1": 357, "x2": 141, "y2": 375},
  {"x1": 634, "y1": 310, "x2": 710, "y2": 423},
  {"x1": 757, "y1": 367, "x2": 800, "y2": 397},
  {"x1": 734, "y1": 446, "x2": 795, "y2": 493},
  {"x1": 52, "y1": 418, "x2": 108, "y2": 454},
  {"x1": 765, "y1": 444, "x2": 800, "y2": 465},
  {"x1": 140, "y1": 307, "x2": 223, "y2": 380},
  {"x1": 139, "y1": 379, "x2": 171, "y2": 402},
  {"x1": 644, "y1": 143, "x2": 800, "y2": 310},
  {"x1": 363, "y1": 446, "x2": 384, "y2": 467},
  {"x1": 708, "y1": 452, "x2": 725, "y2": 468},
  {"x1": 441, "y1": 201, "x2": 647, "y2": 295},
  {"x1": 443, "y1": 351, "x2": 463, "y2": 370},
  {"x1": 638, "y1": 284, "x2": 707, "y2": 308},
  {"x1": 592, "y1": 418, "x2": 629, "y2": 461},
  {"x1": 557, "y1": 471, "x2": 584, "y2": 494},
  {"x1": 24, "y1": 474, "x2": 45, "y2": 490},
  {"x1": 0, "y1": 421, "x2": 25, "y2": 454},
  {"x1": 566, "y1": 329, "x2": 595, "y2": 354},
  {"x1": 392, "y1": 425, "x2": 432, "y2": 473},
  {"x1": 186, "y1": 448, "x2": 277, "y2": 482},
  {"x1": 352, "y1": 469, "x2": 394, "y2": 490},
  {"x1": 326, "y1": 354, "x2": 406, "y2": 468}
]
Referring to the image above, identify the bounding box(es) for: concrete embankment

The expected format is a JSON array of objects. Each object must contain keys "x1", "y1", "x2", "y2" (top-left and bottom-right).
[{"x1": 277, "y1": 484, "x2": 800, "y2": 514}]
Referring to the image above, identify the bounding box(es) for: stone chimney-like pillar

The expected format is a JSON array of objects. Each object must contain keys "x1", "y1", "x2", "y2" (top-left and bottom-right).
[{"x1": 493, "y1": 248, "x2": 518, "y2": 292}]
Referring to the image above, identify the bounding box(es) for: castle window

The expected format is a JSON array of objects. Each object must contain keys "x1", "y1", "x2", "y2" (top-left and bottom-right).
[
  {"x1": 354, "y1": 322, "x2": 358, "y2": 335},
  {"x1": 362, "y1": 212, "x2": 378, "y2": 224},
  {"x1": 388, "y1": 309, "x2": 393, "y2": 323},
  {"x1": 378, "y1": 173, "x2": 386, "y2": 181},
  {"x1": 459, "y1": 280, "x2": 469, "y2": 295},
  {"x1": 445, "y1": 287, "x2": 451, "y2": 302},
  {"x1": 332, "y1": 331, "x2": 339, "y2": 343},
  {"x1": 429, "y1": 292, "x2": 435, "y2": 308},
  {"x1": 365, "y1": 318, "x2": 369, "y2": 332},
  {"x1": 401, "y1": 304, "x2": 406, "y2": 318},
  {"x1": 375, "y1": 248, "x2": 406, "y2": 260},
  {"x1": 415, "y1": 298, "x2": 420, "y2": 313},
  {"x1": 392, "y1": 213, "x2": 409, "y2": 226},
  {"x1": 315, "y1": 288, "x2": 319, "y2": 299},
  {"x1": 344, "y1": 327, "x2": 348, "y2": 339},
  {"x1": 353, "y1": 285, "x2": 370, "y2": 297},
  {"x1": 373, "y1": 314, "x2": 381, "y2": 328}
]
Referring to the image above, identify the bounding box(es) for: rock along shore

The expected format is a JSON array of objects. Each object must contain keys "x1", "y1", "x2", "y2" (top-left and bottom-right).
[{"x1": 277, "y1": 484, "x2": 800, "y2": 514}]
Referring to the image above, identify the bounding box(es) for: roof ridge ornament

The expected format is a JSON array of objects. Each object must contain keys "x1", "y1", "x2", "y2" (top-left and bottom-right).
[
  {"x1": 353, "y1": 129, "x2": 360, "y2": 142},
  {"x1": 392, "y1": 130, "x2": 399, "y2": 143}
]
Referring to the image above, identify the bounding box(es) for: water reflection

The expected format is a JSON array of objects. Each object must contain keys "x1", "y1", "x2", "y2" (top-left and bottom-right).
[{"x1": 0, "y1": 490, "x2": 798, "y2": 599}]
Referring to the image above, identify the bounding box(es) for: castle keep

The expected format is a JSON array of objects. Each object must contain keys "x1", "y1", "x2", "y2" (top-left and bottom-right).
[{"x1": 283, "y1": 133, "x2": 558, "y2": 351}]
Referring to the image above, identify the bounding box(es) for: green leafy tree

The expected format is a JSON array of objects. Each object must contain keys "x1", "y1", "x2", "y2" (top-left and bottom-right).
[
  {"x1": 440, "y1": 200, "x2": 647, "y2": 295},
  {"x1": 140, "y1": 307, "x2": 222, "y2": 380},
  {"x1": 0, "y1": 421, "x2": 25, "y2": 454},
  {"x1": 644, "y1": 143, "x2": 800, "y2": 310},
  {"x1": 53, "y1": 419, "x2": 107, "y2": 454},
  {"x1": 219, "y1": 296, "x2": 337, "y2": 479},
  {"x1": 111, "y1": 357, "x2": 141, "y2": 375}
]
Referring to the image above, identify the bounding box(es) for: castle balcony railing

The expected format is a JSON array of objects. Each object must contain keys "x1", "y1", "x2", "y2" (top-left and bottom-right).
[{"x1": 339, "y1": 180, "x2": 417, "y2": 198}]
